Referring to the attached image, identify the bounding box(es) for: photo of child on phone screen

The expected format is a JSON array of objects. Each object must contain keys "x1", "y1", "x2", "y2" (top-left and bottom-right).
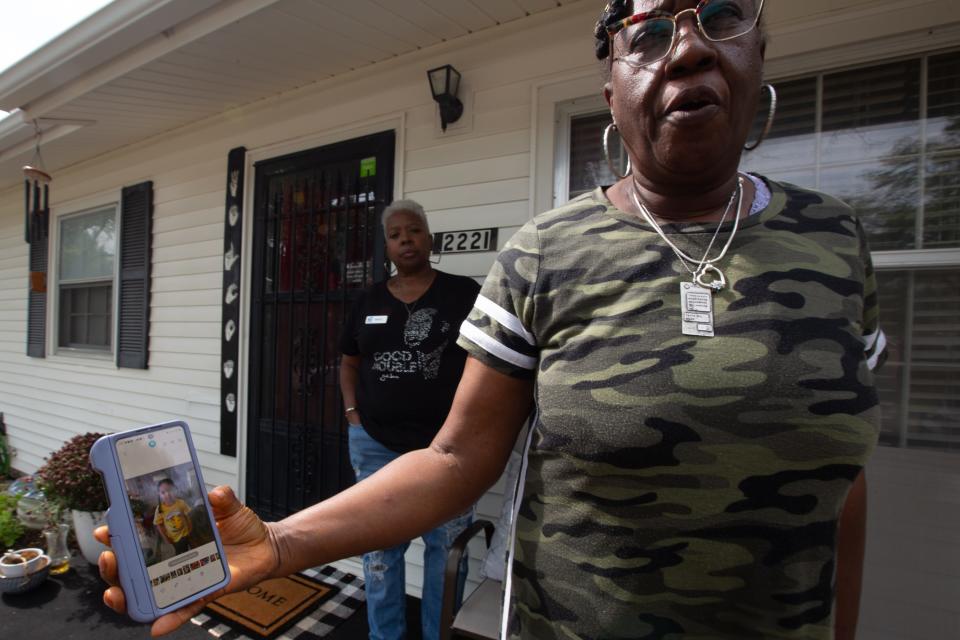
[
  {"x1": 154, "y1": 477, "x2": 193, "y2": 555},
  {"x1": 123, "y1": 461, "x2": 215, "y2": 566}
]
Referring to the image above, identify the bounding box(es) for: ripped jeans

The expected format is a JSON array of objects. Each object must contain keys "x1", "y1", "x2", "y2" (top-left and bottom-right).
[{"x1": 348, "y1": 424, "x2": 472, "y2": 640}]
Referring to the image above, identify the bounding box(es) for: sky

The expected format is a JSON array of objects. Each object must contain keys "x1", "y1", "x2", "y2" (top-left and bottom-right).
[{"x1": 0, "y1": 0, "x2": 115, "y2": 116}]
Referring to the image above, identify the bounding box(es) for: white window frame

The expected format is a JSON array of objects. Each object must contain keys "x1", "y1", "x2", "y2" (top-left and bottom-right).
[
  {"x1": 531, "y1": 71, "x2": 605, "y2": 219},
  {"x1": 50, "y1": 195, "x2": 121, "y2": 362},
  {"x1": 553, "y1": 94, "x2": 610, "y2": 209}
]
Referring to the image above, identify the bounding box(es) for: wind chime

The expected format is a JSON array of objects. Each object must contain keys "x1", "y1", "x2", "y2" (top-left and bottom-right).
[
  {"x1": 23, "y1": 121, "x2": 51, "y2": 244},
  {"x1": 24, "y1": 122, "x2": 51, "y2": 296}
]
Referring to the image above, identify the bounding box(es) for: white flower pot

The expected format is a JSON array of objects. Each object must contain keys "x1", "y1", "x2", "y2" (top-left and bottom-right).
[{"x1": 71, "y1": 509, "x2": 109, "y2": 565}]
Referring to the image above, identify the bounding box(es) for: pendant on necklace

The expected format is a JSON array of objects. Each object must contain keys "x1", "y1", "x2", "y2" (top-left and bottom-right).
[
  {"x1": 694, "y1": 265, "x2": 726, "y2": 292},
  {"x1": 680, "y1": 281, "x2": 715, "y2": 337}
]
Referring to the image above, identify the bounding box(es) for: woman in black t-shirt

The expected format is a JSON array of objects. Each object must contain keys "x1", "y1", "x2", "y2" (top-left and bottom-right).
[{"x1": 339, "y1": 199, "x2": 479, "y2": 640}]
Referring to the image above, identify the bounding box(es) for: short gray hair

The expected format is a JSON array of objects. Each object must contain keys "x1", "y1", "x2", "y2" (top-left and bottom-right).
[{"x1": 382, "y1": 199, "x2": 429, "y2": 231}]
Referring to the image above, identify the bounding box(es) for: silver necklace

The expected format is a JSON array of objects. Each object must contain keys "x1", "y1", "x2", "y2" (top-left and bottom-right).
[
  {"x1": 403, "y1": 300, "x2": 419, "y2": 318},
  {"x1": 660, "y1": 191, "x2": 733, "y2": 284},
  {"x1": 629, "y1": 177, "x2": 744, "y2": 337},
  {"x1": 392, "y1": 275, "x2": 427, "y2": 318}
]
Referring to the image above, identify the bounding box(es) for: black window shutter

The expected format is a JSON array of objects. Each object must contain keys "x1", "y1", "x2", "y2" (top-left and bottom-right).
[
  {"x1": 26, "y1": 236, "x2": 48, "y2": 358},
  {"x1": 117, "y1": 181, "x2": 153, "y2": 369}
]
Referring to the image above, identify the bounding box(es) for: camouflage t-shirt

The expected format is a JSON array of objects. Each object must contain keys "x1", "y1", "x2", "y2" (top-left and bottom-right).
[{"x1": 457, "y1": 178, "x2": 886, "y2": 639}]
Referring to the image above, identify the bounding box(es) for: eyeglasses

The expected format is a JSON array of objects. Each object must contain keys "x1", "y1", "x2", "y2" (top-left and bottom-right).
[{"x1": 607, "y1": 0, "x2": 764, "y2": 68}]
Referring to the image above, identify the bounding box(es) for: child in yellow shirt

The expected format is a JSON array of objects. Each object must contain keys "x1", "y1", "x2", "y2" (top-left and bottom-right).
[{"x1": 153, "y1": 478, "x2": 193, "y2": 556}]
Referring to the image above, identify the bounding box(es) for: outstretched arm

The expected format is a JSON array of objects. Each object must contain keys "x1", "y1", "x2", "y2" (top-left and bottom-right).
[
  {"x1": 98, "y1": 357, "x2": 533, "y2": 636},
  {"x1": 270, "y1": 357, "x2": 533, "y2": 575}
]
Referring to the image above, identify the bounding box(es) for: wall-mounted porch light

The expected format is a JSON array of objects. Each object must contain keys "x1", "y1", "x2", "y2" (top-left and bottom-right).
[{"x1": 427, "y1": 64, "x2": 463, "y2": 132}]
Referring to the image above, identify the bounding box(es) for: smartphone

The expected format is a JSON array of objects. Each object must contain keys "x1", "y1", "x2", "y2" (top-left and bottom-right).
[{"x1": 90, "y1": 421, "x2": 231, "y2": 622}]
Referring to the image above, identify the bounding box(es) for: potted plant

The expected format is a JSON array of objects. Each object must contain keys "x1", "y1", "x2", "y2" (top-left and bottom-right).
[
  {"x1": 0, "y1": 493, "x2": 25, "y2": 549},
  {"x1": 38, "y1": 433, "x2": 109, "y2": 565}
]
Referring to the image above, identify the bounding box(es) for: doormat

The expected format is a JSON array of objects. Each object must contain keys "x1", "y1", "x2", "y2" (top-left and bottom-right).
[{"x1": 192, "y1": 566, "x2": 365, "y2": 640}]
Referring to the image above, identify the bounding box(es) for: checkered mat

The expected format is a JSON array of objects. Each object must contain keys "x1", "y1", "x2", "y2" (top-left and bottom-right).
[{"x1": 191, "y1": 566, "x2": 365, "y2": 639}]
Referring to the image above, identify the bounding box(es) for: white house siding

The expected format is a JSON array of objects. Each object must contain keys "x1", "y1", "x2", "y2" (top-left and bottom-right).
[
  {"x1": 0, "y1": 159, "x2": 237, "y2": 488},
  {"x1": 0, "y1": 0, "x2": 956, "y2": 627}
]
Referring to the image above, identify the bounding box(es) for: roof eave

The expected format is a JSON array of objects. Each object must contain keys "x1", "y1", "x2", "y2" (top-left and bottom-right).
[{"x1": 0, "y1": 0, "x2": 222, "y2": 111}]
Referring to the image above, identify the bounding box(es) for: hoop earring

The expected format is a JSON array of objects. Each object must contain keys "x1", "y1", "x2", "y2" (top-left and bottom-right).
[
  {"x1": 603, "y1": 122, "x2": 632, "y2": 180},
  {"x1": 744, "y1": 83, "x2": 777, "y2": 151}
]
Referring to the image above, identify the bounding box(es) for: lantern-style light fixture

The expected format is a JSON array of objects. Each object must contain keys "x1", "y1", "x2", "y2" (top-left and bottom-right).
[
  {"x1": 427, "y1": 64, "x2": 463, "y2": 132},
  {"x1": 23, "y1": 122, "x2": 51, "y2": 243}
]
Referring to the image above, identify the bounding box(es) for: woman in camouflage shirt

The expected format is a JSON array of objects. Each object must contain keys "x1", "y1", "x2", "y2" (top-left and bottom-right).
[{"x1": 98, "y1": 2, "x2": 886, "y2": 639}]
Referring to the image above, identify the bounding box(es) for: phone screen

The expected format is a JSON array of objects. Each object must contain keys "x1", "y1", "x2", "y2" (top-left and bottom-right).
[{"x1": 116, "y1": 425, "x2": 226, "y2": 609}]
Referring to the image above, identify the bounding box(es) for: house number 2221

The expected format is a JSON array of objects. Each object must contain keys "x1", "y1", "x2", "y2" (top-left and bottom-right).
[{"x1": 432, "y1": 227, "x2": 498, "y2": 254}]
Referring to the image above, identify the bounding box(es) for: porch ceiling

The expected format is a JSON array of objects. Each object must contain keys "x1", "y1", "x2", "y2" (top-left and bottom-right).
[{"x1": 0, "y1": 0, "x2": 576, "y2": 192}]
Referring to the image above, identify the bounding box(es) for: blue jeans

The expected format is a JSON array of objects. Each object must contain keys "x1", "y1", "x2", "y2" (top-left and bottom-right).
[{"x1": 348, "y1": 424, "x2": 472, "y2": 640}]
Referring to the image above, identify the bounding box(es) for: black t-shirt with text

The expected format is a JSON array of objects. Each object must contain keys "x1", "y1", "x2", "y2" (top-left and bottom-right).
[{"x1": 340, "y1": 270, "x2": 481, "y2": 453}]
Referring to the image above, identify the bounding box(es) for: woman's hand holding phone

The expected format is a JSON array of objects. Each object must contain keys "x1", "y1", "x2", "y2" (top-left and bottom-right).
[{"x1": 96, "y1": 485, "x2": 280, "y2": 637}]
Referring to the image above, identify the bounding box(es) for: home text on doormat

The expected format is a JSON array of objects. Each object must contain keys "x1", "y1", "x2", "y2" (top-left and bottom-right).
[{"x1": 203, "y1": 573, "x2": 337, "y2": 639}]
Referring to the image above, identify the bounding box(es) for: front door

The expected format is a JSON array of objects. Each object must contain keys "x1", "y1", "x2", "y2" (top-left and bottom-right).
[{"x1": 246, "y1": 131, "x2": 394, "y2": 520}]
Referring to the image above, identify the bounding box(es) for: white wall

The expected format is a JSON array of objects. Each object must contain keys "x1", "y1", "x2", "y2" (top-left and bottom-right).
[{"x1": 0, "y1": 165, "x2": 237, "y2": 487}]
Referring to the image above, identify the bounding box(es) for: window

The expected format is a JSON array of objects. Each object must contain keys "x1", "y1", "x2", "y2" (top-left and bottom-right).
[
  {"x1": 874, "y1": 269, "x2": 959, "y2": 449},
  {"x1": 741, "y1": 53, "x2": 960, "y2": 252},
  {"x1": 27, "y1": 181, "x2": 152, "y2": 366},
  {"x1": 554, "y1": 95, "x2": 619, "y2": 206},
  {"x1": 559, "y1": 50, "x2": 960, "y2": 452},
  {"x1": 569, "y1": 112, "x2": 620, "y2": 200},
  {"x1": 58, "y1": 206, "x2": 117, "y2": 351}
]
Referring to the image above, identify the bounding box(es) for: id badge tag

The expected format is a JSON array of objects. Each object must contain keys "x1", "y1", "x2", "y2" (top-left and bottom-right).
[
  {"x1": 680, "y1": 282, "x2": 715, "y2": 337},
  {"x1": 365, "y1": 315, "x2": 388, "y2": 325}
]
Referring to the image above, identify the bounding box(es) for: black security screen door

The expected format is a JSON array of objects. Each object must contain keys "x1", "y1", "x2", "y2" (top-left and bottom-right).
[{"x1": 246, "y1": 131, "x2": 394, "y2": 520}]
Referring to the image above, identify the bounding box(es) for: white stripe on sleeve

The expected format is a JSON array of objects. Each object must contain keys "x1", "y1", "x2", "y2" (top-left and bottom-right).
[
  {"x1": 866, "y1": 329, "x2": 887, "y2": 371},
  {"x1": 473, "y1": 295, "x2": 535, "y2": 345},
  {"x1": 863, "y1": 328, "x2": 881, "y2": 351},
  {"x1": 460, "y1": 321, "x2": 537, "y2": 370}
]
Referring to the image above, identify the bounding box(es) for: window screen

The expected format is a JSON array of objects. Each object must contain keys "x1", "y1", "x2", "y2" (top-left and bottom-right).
[
  {"x1": 569, "y1": 112, "x2": 618, "y2": 200},
  {"x1": 58, "y1": 206, "x2": 116, "y2": 350}
]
